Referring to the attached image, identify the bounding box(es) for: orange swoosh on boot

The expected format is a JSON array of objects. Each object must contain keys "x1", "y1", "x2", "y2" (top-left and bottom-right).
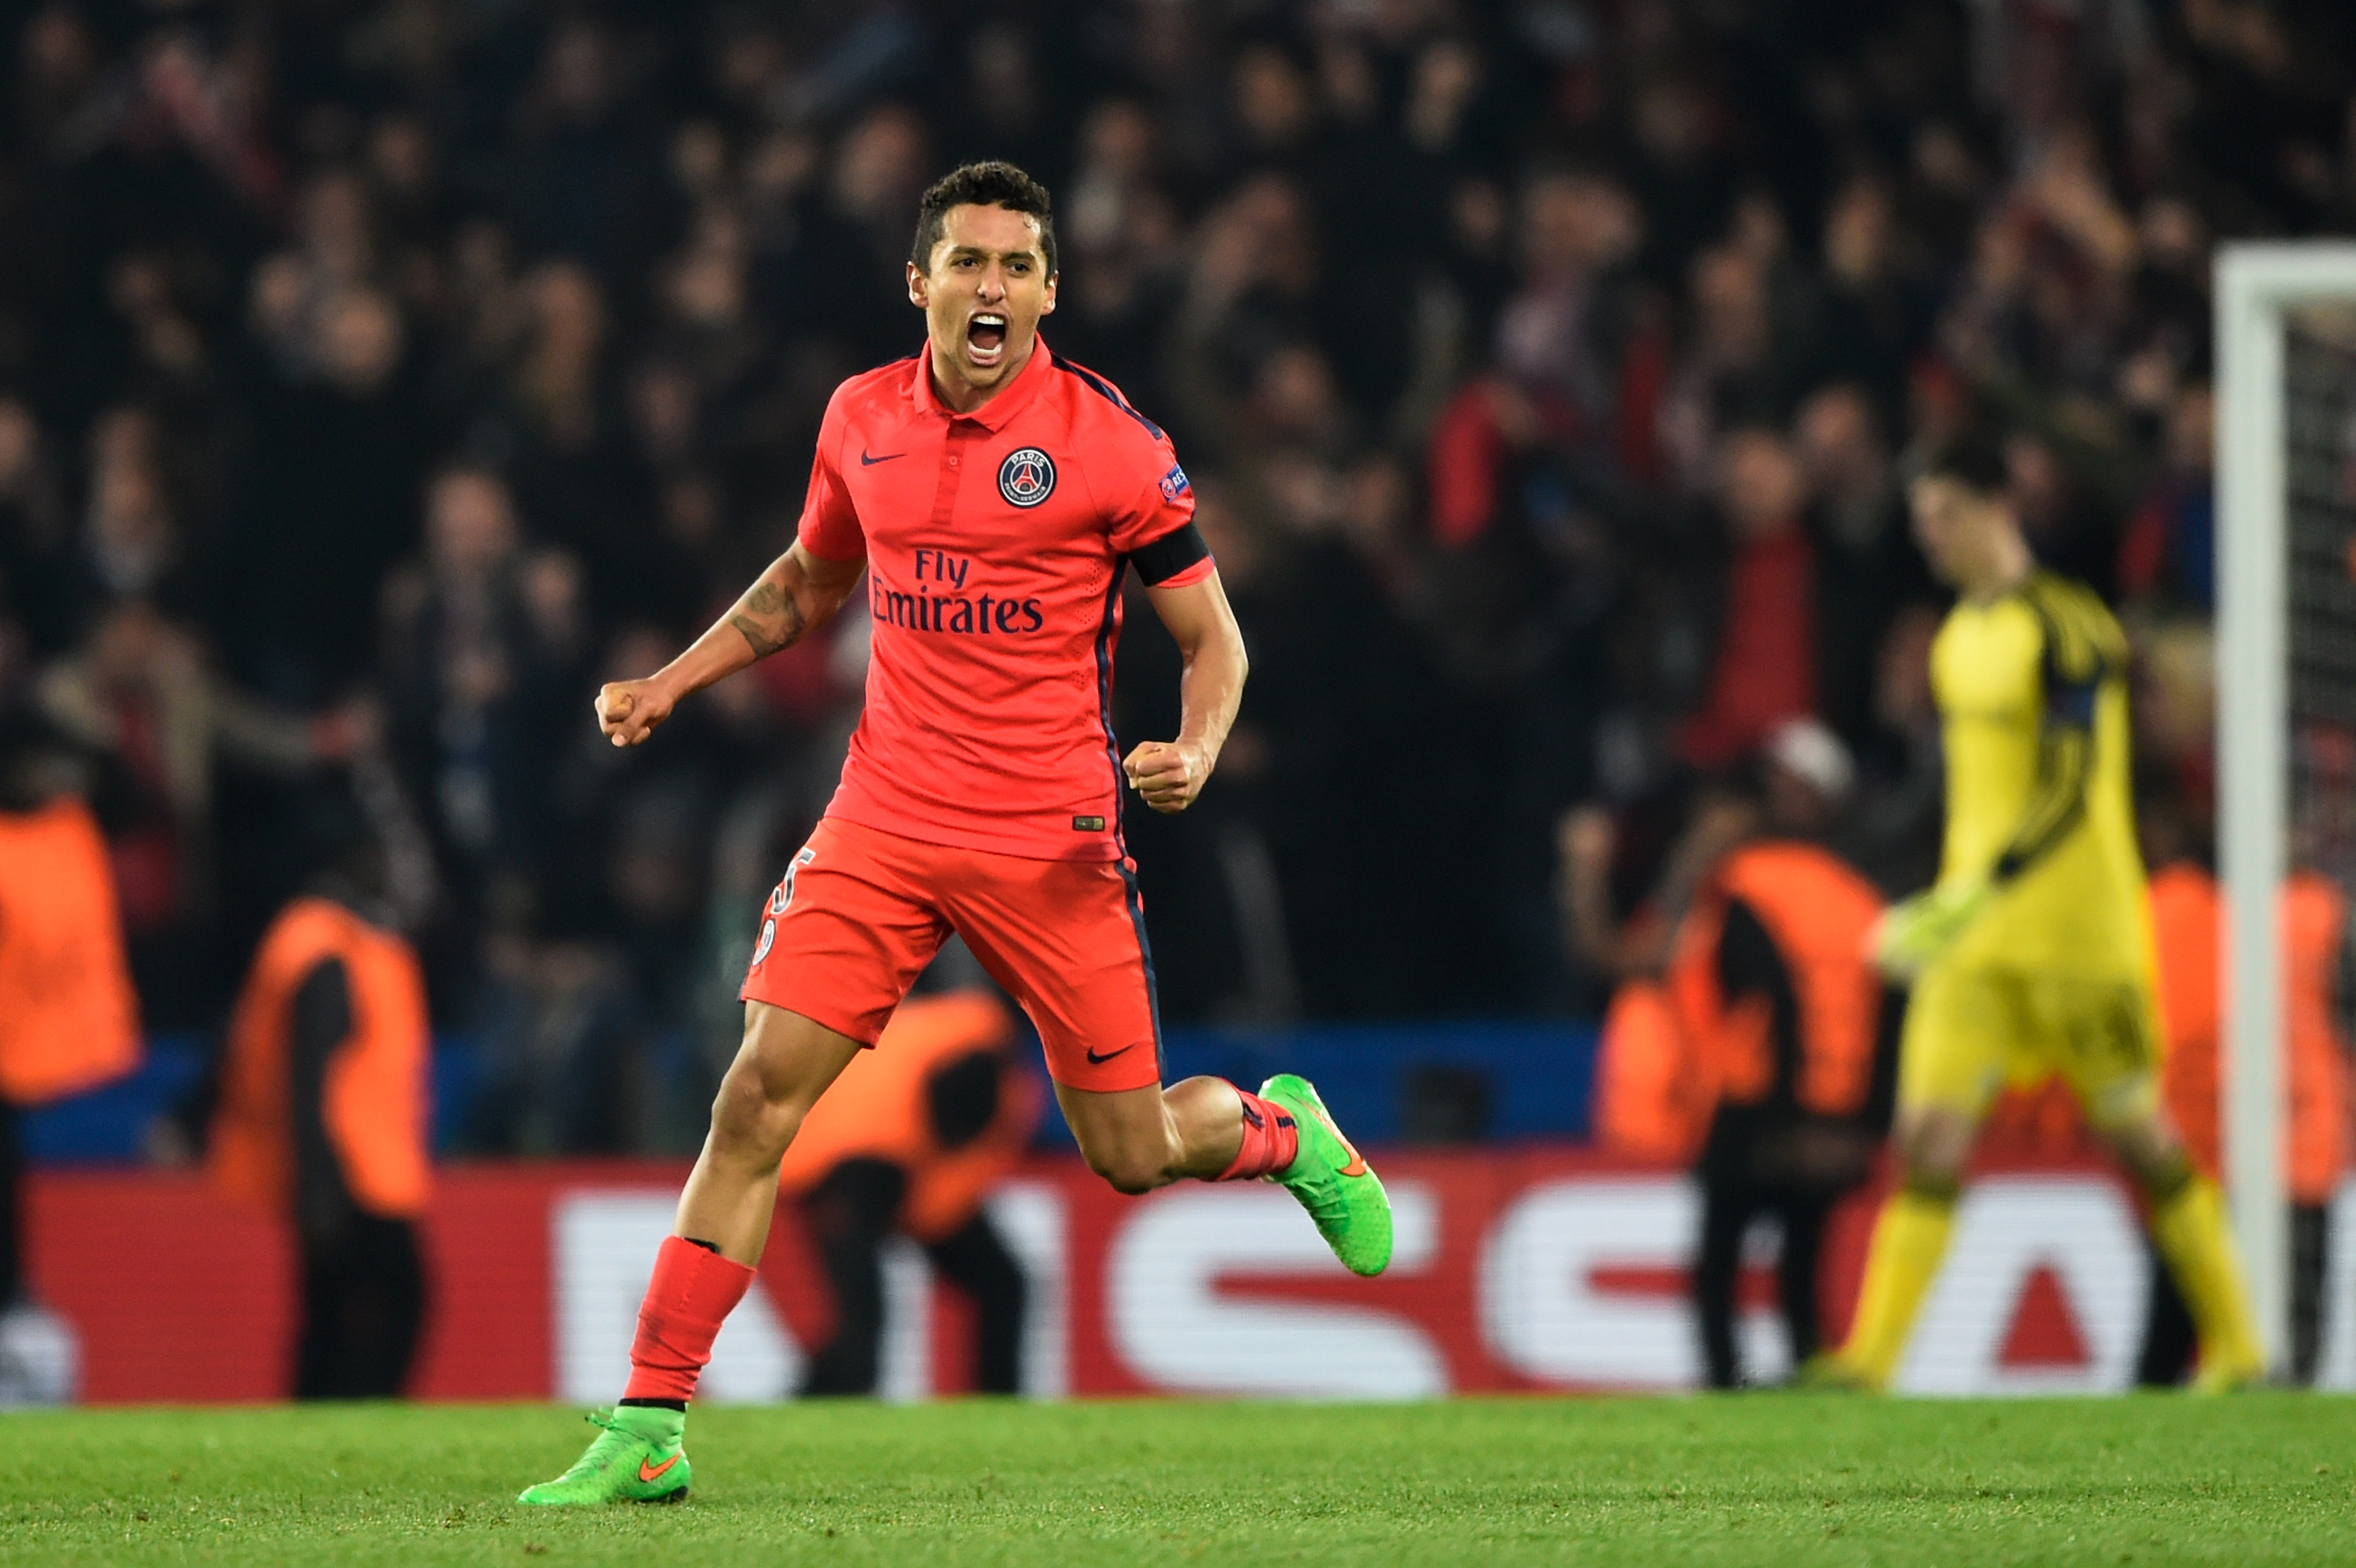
[
  {"x1": 1314, "y1": 1105, "x2": 1367, "y2": 1176},
  {"x1": 638, "y1": 1453, "x2": 682, "y2": 1484}
]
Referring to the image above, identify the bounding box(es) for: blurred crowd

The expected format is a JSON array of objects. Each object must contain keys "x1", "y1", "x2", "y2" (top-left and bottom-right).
[{"x1": 0, "y1": 0, "x2": 2350, "y2": 1154}]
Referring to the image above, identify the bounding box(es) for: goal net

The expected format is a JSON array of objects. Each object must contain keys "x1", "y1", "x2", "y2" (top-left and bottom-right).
[
  {"x1": 2216, "y1": 246, "x2": 2356, "y2": 1376},
  {"x1": 2285, "y1": 317, "x2": 2356, "y2": 884}
]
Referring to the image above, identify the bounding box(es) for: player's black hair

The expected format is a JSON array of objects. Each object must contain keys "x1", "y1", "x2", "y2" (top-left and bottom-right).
[
  {"x1": 911, "y1": 161, "x2": 1058, "y2": 276},
  {"x1": 1918, "y1": 429, "x2": 2012, "y2": 497}
]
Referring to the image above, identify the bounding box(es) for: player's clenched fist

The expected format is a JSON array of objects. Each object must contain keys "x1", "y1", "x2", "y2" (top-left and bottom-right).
[
  {"x1": 596, "y1": 678, "x2": 676, "y2": 747},
  {"x1": 1123, "y1": 740, "x2": 1210, "y2": 814}
]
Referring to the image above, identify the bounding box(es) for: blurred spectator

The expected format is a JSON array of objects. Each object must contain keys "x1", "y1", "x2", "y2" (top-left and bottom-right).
[
  {"x1": 793, "y1": 105, "x2": 934, "y2": 372},
  {"x1": 1678, "y1": 427, "x2": 1818, "y2": 770},
  {"x1": 1670, "y1": 723, "x2": 1897, "y2": 1389},
  {"x1": 0, "y1": 398, "x2": 73, "y2": 656},
  {"x1": 1051, "y1": 98, "x2": 1180, "y2": 402},
  {"x1": 1795, "y1": 383, "x2": 1936, "y2": 755},
  {"x1": 1167, "y1": 173, "x2": 1329, "y2": 467},
  {"x1": 1841, "y1": 603, "x2": 1948, "y2": 895},
  {"x1": 2006, "y1": 427, "x2": 2119, "y2": 597},
  {"x1": 1568, "y1": 775, "x2": 1756, "y2": 1157},
  {"x1": 1658, "y1": 242, "x2": 1812, "y2": 490},
  {"x1": 503, "y1": 19, "x2": 671, "y2": 302},
  {"x1": 231, "y1": 281, "x2": 427, "y2": 701},
  {"x1": 211, "y1": 788, "x2": 431, "y2": 1398},
  {"x1": 493, "y1": 261, "x2": 651, "y2": 612},
  {"x1": 380, "y1": 467, "x2": 585, "y2": 961},
  {"x1": 67, "y1": 407, "x2": 201, "y2": 630},
  {"x1": 1817, "y1": 173, "x2": 1931, "y2": 416},
  {"x1": 35, "y1": 599, "x2": 346, "y2": 1026},
  {"x1": 779, "y1": 989, "x2": 1039, "y2": 1396},
  {"x1": 2116, "y1": 382, "x2": 2216, "y2": 613},
  {"x1": 1426, "y1": 167, "x2": 1648, "y2": 545},
  {"x1": 0, "y1": 725, "x2": 142, "y2": 1403}
]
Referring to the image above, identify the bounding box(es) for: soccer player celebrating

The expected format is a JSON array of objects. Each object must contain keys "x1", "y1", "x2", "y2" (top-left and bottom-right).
[
  {"x1": 519, "y1": 163, "x2": 1390, "y2": 1506},
  {"x1": 1808, "y1": 434, "x2": 2264, "y2": 1394}
]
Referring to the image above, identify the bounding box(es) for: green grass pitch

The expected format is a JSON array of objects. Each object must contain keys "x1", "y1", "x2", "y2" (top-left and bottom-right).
[{"x1": 5, "y1": 1396, "x2": 2354, "y2": 1566}]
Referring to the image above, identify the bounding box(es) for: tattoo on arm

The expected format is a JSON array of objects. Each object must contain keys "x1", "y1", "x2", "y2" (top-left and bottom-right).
[{"x1": 729, "y1": 577, "x2": 806, "y2": 658}]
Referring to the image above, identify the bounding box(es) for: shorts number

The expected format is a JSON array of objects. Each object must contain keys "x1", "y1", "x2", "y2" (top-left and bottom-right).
[
  {"x1": 768, "y1": 846, "x2": 817, "y2": 915},
  {"x1": 751, "y1": 847, "x2": 818, "y2": 971}
]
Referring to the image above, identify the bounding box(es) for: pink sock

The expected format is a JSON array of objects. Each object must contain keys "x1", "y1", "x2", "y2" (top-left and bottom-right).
[
  {"x1": 1217, "y1": 1086, "x2": 1300, "y2": 1179},
  {"x1": 621, "y1": 1235, "x2": 756, "y2": 1404}
]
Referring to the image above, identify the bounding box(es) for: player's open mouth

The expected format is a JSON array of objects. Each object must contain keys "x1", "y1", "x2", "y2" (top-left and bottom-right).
[{"x1": 966, "y1": 313, "x2": 1008, "y2": 366}]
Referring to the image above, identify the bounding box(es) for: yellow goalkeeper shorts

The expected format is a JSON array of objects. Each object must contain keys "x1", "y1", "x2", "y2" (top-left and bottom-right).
[{"x1": 1897, "y1": 965, "x2": 2162, "y2": 1131}]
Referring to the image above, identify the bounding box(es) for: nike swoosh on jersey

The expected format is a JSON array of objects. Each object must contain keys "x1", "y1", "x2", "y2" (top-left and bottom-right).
[
  {"x1": 860, "y1": 449, "x2": 905, "y2": 465},
  {"x1": 1085, "y1": 1043, "x2": 1139, "y2": 1066}
]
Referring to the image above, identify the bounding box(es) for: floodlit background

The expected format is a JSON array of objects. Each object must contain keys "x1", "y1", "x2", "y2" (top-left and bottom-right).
[{"x1": 1, "y1": 0, "x2": 2353, "y2": 1404}]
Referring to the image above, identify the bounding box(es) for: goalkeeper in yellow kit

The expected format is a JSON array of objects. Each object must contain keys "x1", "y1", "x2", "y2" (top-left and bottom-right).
[{"x1": 1811, "y1": 435, "x2": 2263, "y2": 1393}]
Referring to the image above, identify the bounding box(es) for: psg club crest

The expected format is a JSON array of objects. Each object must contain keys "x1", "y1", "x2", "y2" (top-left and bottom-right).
[{"x1": 998, "y1": 447, "x2": 1057, "y2": 508}]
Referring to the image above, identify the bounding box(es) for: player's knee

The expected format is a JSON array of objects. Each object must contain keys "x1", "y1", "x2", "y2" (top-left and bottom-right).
[
  {"x1": 2107, "y1": 1119, "x2": 2192, "y2": 1198},
  {"x1": 1893, "y1": 1113, "x2": 1967, "y2": 1195},
  {"x1": 709, "y1": 1066, "x2": 804, "y2": 1159},
  {"x1": 2131, "y1": 1148, "x2": 2194, "y2": 1202},
  {"x1": 1895, "y1": 1144, "x2": 1964, "y2": 1196}
]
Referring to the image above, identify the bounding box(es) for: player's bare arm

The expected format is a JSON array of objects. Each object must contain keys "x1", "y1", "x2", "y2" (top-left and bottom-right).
[
  {"x1": 594, "y1": 541, "x2": 865, "y2": 747},
  {"x1": 1125, "y1": 570, "x2": 1247, "y2": 814}
]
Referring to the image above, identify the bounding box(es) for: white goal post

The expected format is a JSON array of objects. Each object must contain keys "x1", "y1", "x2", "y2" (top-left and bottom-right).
[{"x1": 2215, "y1": 242, "x2": 2356, "y2": 1371}]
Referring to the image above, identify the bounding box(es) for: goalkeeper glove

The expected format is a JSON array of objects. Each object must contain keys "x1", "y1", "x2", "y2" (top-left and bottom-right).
[{"x1": 1872, "y1": 876, "x2": 1992, "y2": 980}]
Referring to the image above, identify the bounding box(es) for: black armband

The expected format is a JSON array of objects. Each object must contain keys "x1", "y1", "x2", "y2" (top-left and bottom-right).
[
  {"x1": 1990, "y1": 677, "x2": 2099, "y2": 883},
  {"x1": 1130, "y1": 522, "x2": 1211, "y2": 586},
  {"x1": 2046, "y1": 675, "x2": 2099, "y2": 729}
]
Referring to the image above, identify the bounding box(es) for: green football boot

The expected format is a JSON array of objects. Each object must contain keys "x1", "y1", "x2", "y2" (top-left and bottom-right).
[
  {"x1": 1258, "y1": 1073, "x2": 1392, "y2": 1276},
  {"x1": 517, "y1": 1406, "x2": 692, "y2": 1506}
]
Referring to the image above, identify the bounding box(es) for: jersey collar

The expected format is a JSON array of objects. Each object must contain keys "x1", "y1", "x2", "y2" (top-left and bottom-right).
[{"x1": 909, "y1": 332, "x2": 1053, "y2": 431}]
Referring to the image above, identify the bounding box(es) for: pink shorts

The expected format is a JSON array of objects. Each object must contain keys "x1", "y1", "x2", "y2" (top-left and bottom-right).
[{"x1": 740, "y1": 817, "x2": 1164, "y2": 1093}]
